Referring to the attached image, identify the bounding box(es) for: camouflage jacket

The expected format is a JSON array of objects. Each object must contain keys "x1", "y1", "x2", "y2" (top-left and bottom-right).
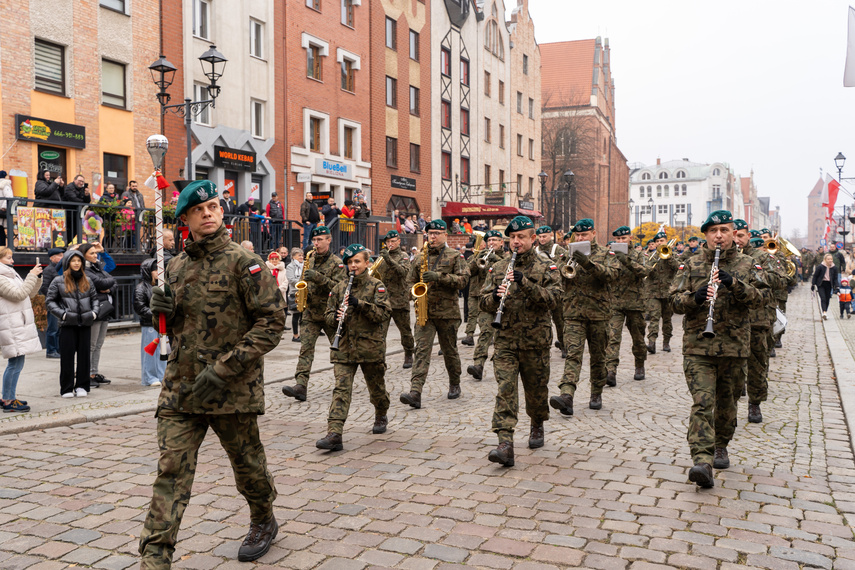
[
  {"x1": 160, "y1": 224, "x2": 286, "y2": 415},
  {"x1": 480, "y1": 247, "x2": 562, "y2": 349},
  {"x1": 669, "y1": 244, "x2": 765, "y2": 358},
  {"x1": 302, "y1": 249, "x2": 347, "y2": 322},
  {"x1": 535, "y1": 241, "x2": 567, "y2": 262},
  {"x1": 468, "y1": 248, "x2": 506, "y2": 297},
  {"x1": 378, "y1": 246, "x2": 411, "y2": 310},
  {"x1": 610, "y1": 248, "x2": 652, "y2": 312},
  {"x1": 325, "y1": 271, "x2": 391, "y2": 363},
  {"x1": 408, "y1": 244, "x2": 470, "y2": 319},
  {"x1": 772, "y1": 250, "x2": 797, "y2": 300},
  {"x1": 745, "y1": 247, "x2": 785, "y2": 330},
  {"x1": 645, "y1": 249, "x2": 680, "y2": 298},
  {"x1": 680, "y1": 247, "x2": 700, "y2": 262},
  {"x1": 561, "y1": 240, "x2": 620, "y2": 321}
]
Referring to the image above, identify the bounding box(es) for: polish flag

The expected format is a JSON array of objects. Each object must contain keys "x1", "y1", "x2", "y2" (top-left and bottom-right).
[{"x1": 822, "y1": 174, "x2": 841, "y2": 221}]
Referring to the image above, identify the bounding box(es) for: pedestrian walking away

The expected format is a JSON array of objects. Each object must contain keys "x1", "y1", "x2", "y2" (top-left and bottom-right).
[{"x1": 134, "y1": 258, "x2": 165, "y2": 387}]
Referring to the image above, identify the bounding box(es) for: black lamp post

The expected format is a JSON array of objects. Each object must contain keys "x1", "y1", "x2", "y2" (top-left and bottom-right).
[
  {"x1": 648, "y1": 197, "x2": 654, "y2": 225},
  {"x1": 831, "y1": 152, "x2": 855, "y2": 251},
  {"x1": 538, "y1": 170, "x2": 548, "y2": 225},
  {"x1": 564, "y1": 170, "x2": 575, "y2": 228},
  {"x1": 150, "y1": 45, "x2": 227, "y2": 180}
]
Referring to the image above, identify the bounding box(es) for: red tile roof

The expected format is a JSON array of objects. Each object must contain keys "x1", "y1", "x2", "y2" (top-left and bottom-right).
[{"x1": 540, "y1": 39, "x2": 596, "y2": 109}]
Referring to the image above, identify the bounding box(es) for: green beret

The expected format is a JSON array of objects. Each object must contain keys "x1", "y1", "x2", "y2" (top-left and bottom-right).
[
  {"x1": 571, "y1": 218, "x2": 594, "y2": 233},
  {"x1": 426, "y1": 219, "x2": 447, "y2": 231},
  {"x1": 675, "y1": 241, "x2": 684, "y2": 246},
  {"x1": 505, "y1": 215, "x2": 535, "y2": 236},
  {"x1": 654, "y1": 231, "x2": 667, "y2": 240},
  {"x1": 749, "y1": 229, "x2": 762, "y2": 238},
  {"x1": 535, "y1": 225, "x2": 552, "y2": 235},
  {"x1": 700, "y1": 210, "x2": 733, "y2": 232},
  {"x1": 699, "y1": 239, "x2": 707, "y2": 245},
  {"x1": 750, "y1": 237, "x2": 764, "y2": 249},
  {"x1": 342, "y1": 243, "x2": 367, "y2": 263},
  {"x1": 311, "y1": 225, "x2": 331, "y2": 238},
  {"x1": 646, "y1": 239, "x2": 655, "y2": 246},
  {"x1": 563, "y1": 232, "x2": 573, "y2": 241},
  {"x1": 612, "y1": 226, "x2": 631, "y2": 237},
  {"x1": 688, "y1": 236, "x2": 699, "y2": 242},
  {"x1": 760, "y1": 228, "x2": 772, "y2": 235},
  {"x1": 175, "y1": 180, "x2": 218, "y2": 218},
  {"x1": 384, "y1": 230, "x2": 399, "y2": 240},
  {"x1": 485, "y1": 230, "x2": 502, "y2": 239},
  {"x1": 733, "y1": 219, "x2": 749, "y2": 231}
]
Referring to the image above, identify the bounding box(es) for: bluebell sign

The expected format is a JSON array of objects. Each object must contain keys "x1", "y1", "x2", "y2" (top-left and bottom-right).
[{"x1": 315, "y1": 158, "x2": 353, "y2": 181}]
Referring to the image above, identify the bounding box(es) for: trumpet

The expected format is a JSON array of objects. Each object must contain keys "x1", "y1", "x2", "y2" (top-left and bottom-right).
[
  {"x1": 476, "y1": 248, "x2": 493, "y2": 269},
  {"x1": 294, "y1": 247, "x2": 315, "y2": 312},
  {"x1": 560, "y1": 258, "x2": 579, "y2": 280},
  {"x1": 658, "y1": 238, "x2": 677, "y2": 259},
  {"x1": 330, "y1": 271, "x2": 355, "y2": 350},
  {"x1": 765, "y1": 239, "x2": 779, "y2": 254},
  {"x1": 411, "y1": 242, "x2": 429, "y2": 326}
]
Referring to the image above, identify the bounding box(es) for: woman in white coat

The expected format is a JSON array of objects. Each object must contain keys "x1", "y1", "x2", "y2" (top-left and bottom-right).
[{"x1": 0, "y1": 247, "x2": 43, "y2": 413}]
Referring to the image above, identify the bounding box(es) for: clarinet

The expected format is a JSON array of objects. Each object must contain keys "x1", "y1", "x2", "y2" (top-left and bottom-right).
[
  {"x1": 700, "y1": 245, "x2": 722, "y2": 339},
  {"x1": 491, "y1": 249, "x2": 518, "y2": 329},
  {"x1": 330, "y1": 271, "x2": 355, "y2": 350}
]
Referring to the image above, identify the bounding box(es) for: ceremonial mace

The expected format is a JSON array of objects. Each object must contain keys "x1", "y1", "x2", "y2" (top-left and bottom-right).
[{"x1": 144, "y1": 135, "x2": 171, "y2": 360}]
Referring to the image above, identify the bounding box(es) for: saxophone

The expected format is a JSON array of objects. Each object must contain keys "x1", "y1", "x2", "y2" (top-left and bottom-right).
[
  {"x1": 294, "y1": 247, "x2": 315, "y2": 312},
  {"x1": 411, "y1": 242, "x2": 429, "y2": 326}
]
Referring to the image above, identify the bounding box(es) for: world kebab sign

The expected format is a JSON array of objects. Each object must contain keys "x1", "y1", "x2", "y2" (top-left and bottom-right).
[{"x1": 214, "y1": 146, "x2": 256, "y2": 172}]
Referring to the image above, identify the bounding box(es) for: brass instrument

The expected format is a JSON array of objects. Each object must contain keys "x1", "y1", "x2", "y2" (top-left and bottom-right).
[
  {"x1": 368, "y1": 244, "x2": 385, "y2": 279},
  {"x1": 411, "y1": 242, "x2": 429, "y2": 326},
  {"x1": 330, "y1": 271, "x2": 355, "y2": 350},
  {"x1": 472, "y1": 230, "x2": 485, "y2": 253},
  {"x1": 294, "y1": 247, "x2": 315, "y2": 312},
  {"x1": 476, "y1": 247, "x2": 493, "y2": 269},
  {"x1": 561, "y1": 241, "x2": 591, "y2": 281},
  {"x1": 491, "y1": 248, "x2": 518, "y2": 329},
  {"x1": 777, "y1": 237, "x2": 800, "y2": 278},
  {"x1": 700, "y1": 245, "x2": 722, "y2": 339},
  {"x1": 765, "y1": 239, "x2": 779, "y2": 254},
  {"x1": 646, "y1": 238, "x2": 677, "y2": 270}
]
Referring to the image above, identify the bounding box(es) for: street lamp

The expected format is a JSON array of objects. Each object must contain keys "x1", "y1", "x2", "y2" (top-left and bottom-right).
[
  {"x1": 564, "y1": 170, "x2": 575, "y2": 227},
  {"x1": 538, "y1": 171, "x2": 548, "y2": 226},
  {"x1": 648, "y1": 197, "x2": 654, "y2": 225},
  {"x1": 150, "y1": 45, "x2": 228, "y2": 180}
]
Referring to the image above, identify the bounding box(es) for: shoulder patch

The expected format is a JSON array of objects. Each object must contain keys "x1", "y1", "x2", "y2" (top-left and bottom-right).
[
  {"x1": 248, "y1": 264, "x2": 262, "y2": 274},
  {"x1": 378, "y1": 286, "x2": 386, "y2": 293},
  {"x1": 608, "y1": 251, "x2": 615, "y2": 255},
  {"x1": 678, "y1": 264, "x2": 685, "y2": 270},
  {"x1": 338, "y1": 263, "x2": 345, "y2": 268},
  {"x1": 549, "y1": 264, "x2": 557, "y2": 271},
  {"x1": 754, "y1": 264, "x2": 762, "y2": 270}
]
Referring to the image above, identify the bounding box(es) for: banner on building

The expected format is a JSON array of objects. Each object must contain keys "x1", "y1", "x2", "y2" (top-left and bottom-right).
[{"x1": 14, "y1": 207, "x2": 68, "y2": 250}]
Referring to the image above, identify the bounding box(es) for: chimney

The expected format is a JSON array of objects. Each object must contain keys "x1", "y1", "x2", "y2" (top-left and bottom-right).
[{"x1": 656, "y1": 158, "x2": 661, "y2": 166}]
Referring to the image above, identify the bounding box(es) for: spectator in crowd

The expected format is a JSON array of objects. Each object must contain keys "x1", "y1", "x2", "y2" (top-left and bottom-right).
[
  {"x1": 169, "y1": 191, "x2": 179, "y2": 206},
  {"x1": 418, "y1": 213, "x2": 427, "y2": 231},
  {"x1": 839, "y1": 278, "x2": 853, "y2": 319},
  {"x1": 240, "y1": 240, "x2": 255, "y2": 253},
  {"x1": 286, "y1": 247, "x2": 305, "y2": 342},
  {"x1": 39, "y1": 248, "x2": 65, "y2": 358},
  {"x1": 300, "y1": 192, "x2": 320, "y2": 249},
  {"x1": 354, "y1": 197, "x2": 370, "y2": 219},
  {"x1": 34, "y1": 170, "x2": 64, "y2": 204},
  {"x1": 149, "y1": 228, "x2": 176, "y2": 267},
  {"x1": 266, "y1": 193, "x2": 285, "y2": 248},
  {"x1": 46, "y1": 249, "x2": 99, "y2": 398},
  {"x1": 266, "y1": 251, "x2": 288, "y2": 302},
  {"x1": 134, "y1": 258, "x2": 164, "y2": 387},
  {"x1": 341, "y1": 200, "x2": 356, "y2": 219},
  {"x1": 0, "y1": 247, "x2": 42, "y2": 413},
  {"x1": 410, "y1": 246, "x2": 418, "y2": 262},
  {"x1": 64, "y1": 175, "x2": 91, "y2": 242},
  {"x1": 120, "y1": 199, "x2": 136, "y2": 248},
  {"x1": 79, "y1": 243, "x2": 116, "y2": 388},
  {"x1": 462, "y1": 217, "x2": 472, "y2": 234},
  {"x1": 237, "y1": 197, "x2": 260, "y2": 217},
  {"x1": 99, "y1": 183, "x2": 120, "y2": 205},
  {"x1": 403, "y1": 215, "x2": 416, "y2": 234},
  {"x1": 121, "y1": 180, "x2": 145, "y2": 209},
  {"x1": 473, "y1": 219, "x2": 488, "y2": 232},
  {"x1": 451, "y1": 218, "x2": 461, "y2": 234},
  {"x1": 0, "y1": 171, "x2": 11, "y2": 247},
  {"x1": 812, "y1": 253, "x2": 839, "y2": 320},
  {"x1": 220, "y1": 189, "x2": 237, "y2": 218},
  {"x1": 322, "y1": 197, "x2": 342, "y2": 227}
]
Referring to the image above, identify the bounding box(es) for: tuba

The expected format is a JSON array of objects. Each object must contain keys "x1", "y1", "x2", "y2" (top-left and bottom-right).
[
  {"x1": 368, "y1": 244, "x2": 385, "y2": 279},
  {"x1": 294, "y1": 247, "x2": 315, "y2": 313},
  {"x1": 472, "y1": 230, "x2": 485, "y2": 253},
  {"x1": 411, "y1": 242, "x2": 430, "y2": 326}
]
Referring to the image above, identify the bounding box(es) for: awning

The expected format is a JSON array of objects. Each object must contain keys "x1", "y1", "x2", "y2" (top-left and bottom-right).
[{"x1": 441, "y1": 201, "x2": 542, "y2": 219}]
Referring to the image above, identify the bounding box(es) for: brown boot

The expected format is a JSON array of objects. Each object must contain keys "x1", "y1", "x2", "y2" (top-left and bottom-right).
[
  {"x1": 403, "y1": 350, "x2": 413, "y2": 369},
  {"x1": 589, "y1": 393, "x2": 602, "y2": 410},
  {"x1": 467, "y1": 364, "x2": 483, "y2": 380},
  {"x1": 713, "y1": 447, "x2": 730, "y2": 469},
  {"x1": 688, "y1": 463, "x2": 714, "y2": 488},
  {"x1": 647, "y1": 341, "x2": 656, "y2": 354},
  {"x1": 488, "y1": 442, "x2": 515, "y2": 467},
  {"x1": 528, "y1": 423, "x2": 544, "y2": 449},
  {"x1": 549, "y1": 394, "x2": 573, "y2": 416},
  {"x1": 461, "y1": 335, "x2": 474, "y2": 346},
  {"x1": 662, "y1": 340, "x2": 671, "y2": 352},
  {"x1": 373, "y1": 415, "x2": 388, "y2": 434},
  {"x1": 606, "y1": 370, "x2": 617, "y2": 387},
  {"x1": 633, "y1": 366, "x2": 645, "y2": 380},
  {"x1": 281, "y1": 384, "x2": 307, "y2": 401},
  {"x1": 237, "y1": 517, "x2": 278, "y2": 562},
  {"x1": 400, "y1": 391, "x2": 421, "y2": 409},
  {"x1": 748, "y1": 403, "x2": 762, "y2": 423},
  {"x1": 316, "y1": 432, "x2": 343, "y2": 451},
  {"x1": 448, "y1": 384, "x2": 461, "y2": 399}
]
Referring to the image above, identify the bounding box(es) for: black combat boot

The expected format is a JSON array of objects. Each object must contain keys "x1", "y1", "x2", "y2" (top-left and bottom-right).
[
  {"x1": 528, "y1": 424, "x2": 544, "y2": 449},
  {"x1": 713, "y1": 448, "x2": 730, "y2": 469},
  {"x1": 373, "y1": 415, "x2": 388, "y2": 434},
  {"x1": 647, "y1": 341, "x2": 656, "y2": 354},
  {"x1": 400, "y1": 391, "x2": 421, "y2": 409},
  {"x1": 467, "y1": 364, "x2": 483, "y2": 380},
  {"x1": 775, "y1": 339, "x2": 783, "y2": 348},
  {"x1": 554, "y1": 341, "x2": 564, "y2": 350},
  {"x1": 561, "y1": 348, "x2": 568, "y2": 359},
  {"x1": 316, "y1": 432, "x2": 343, "y2": 451},
  {"x1": 589, "y1": 393, "x2": 602, "y2": 410},
  {"x1": 742, "y1": 384, "x2": 747, "y2": 397},
  {"x1": 281, "y1": 384, "x2": 307, "y2": 401},
  {"x1": 488, "y1": 442, "x2": 515, "y2": 467},
  {"x1": 662, "y1": 339, "x2": 671, "y2": 352},
  {"x1": 769, "y1": 348, "x2": 776, "y2": 358},
  {"x1": 688, "y1": 463, "x2": 715, "y2": 488},
  {"x1": 633, "y1": 364, "x2": 645, "y2": 380},
  {"x1": 549, "y1": 394, "x2": 573, "y2": 416},
  {"x1": 606, "y1": 371, "x2": 617, "y2": 387},
  {"x1": 237, "y1": 517, "x2": 278, "y2": 562},
  {"x1": 461, "y1": 335, "x2": 475, "y2": 346},
  {"x1": 448, "y1": 384, "x2": 461, "y2": 399},
  {"x1": 748, "y1": 403, "x2": 762, "y2": 423},
  {"x1": 403, "y1": 350, "x2": 413, "y2": 369}
]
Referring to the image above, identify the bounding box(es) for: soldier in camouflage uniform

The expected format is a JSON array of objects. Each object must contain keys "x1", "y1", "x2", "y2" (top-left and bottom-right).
[
  {"x1": 315, "y1": 244, "x2": 392, "y2": 452},
  {"x1": 760, "y1": 228, "x2": 797, "y2": 351},
  {"x1": 400, "y1": 219, "x2": 470, "y2": 408},
  {"x1": 377, "y1": 230, "x2": 414, "y2": 368},
  {"x1": 669, "y1": 210, "x2": 765, "y2": 489},
  {"x1": 467, "y1": 230, "x2": 507, "y2": 380},
  {"x1": 462, "y1": 233, "x2": 490, "y2": 347},
  {"x1": 681, "y1": 236, "x2": 700, "y2": 261},
  {"x1": 281, "y1": 225, "x2": 347, "y2": 402},
  {"x1": 534, "y1": 225, "x2": 567, "y2": 357},
  {"x1": 605, "y1": 226, "x2": 651, "y2": 386},
  {"x1": 139, "y1": 181, "x2": 286, "y2": 568},
  {"x1": 549, "y1": 218, "x2": 620, "y2": 416},
  {"x1": 645, "y1": 231, "x2": 679, "y2": 353},
  {"x1": 478, "y1": 216, "x2": 561, "y2": 466}
]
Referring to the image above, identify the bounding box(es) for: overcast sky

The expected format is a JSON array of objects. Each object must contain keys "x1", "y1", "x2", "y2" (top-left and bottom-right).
[{"x1": 516, "y1": 0, "x2": 855, "y2": 236}]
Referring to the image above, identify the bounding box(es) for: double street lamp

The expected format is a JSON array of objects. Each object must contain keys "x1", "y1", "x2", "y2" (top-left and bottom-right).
[
  {"x1": 832, "y1": 153, "x2": 855, "y2": 251},
  {"x1": 537, "y1": 169, "x2": 574, "y2": 232},
  {"x1": 149, "y1": 46, "x2": 228, "y2": 180}
]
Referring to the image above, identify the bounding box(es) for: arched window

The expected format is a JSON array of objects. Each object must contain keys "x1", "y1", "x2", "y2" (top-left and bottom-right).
[
  {"x1": 642, "y1": 172, "x2": 651, "y2": 180},
  {"x1": 712, "y1": 168, "x2": 721, "y2": 176},
  {"x1": 639, "y1": 186, "x2": 644, "y2": 197},
  {"x1": 664, "y1": 185, "x2": 669, "y2": 197},
  {"x1": 485, "y1": 7, "x2": 504, "y2": 60},
  {"x1": 681, "y1": 184, "x2": 687, "y2": 195},
  {"x1": 657, "y1": 185, "x2": 662, "y2": 197},
  {"x1": 647, "y1": 185, "x2": 652, "y2": 197},
  {"x1": 676, "y1": 170, "x2": 686, "y2": 179},
  {"x1": 658, "y1": 172, "x2": 668, "y2": 179}
]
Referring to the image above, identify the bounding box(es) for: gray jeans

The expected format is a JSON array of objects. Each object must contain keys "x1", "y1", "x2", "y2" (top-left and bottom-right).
[{"x1": 90, "y1": 320, "x2": 109, "y2": 376}]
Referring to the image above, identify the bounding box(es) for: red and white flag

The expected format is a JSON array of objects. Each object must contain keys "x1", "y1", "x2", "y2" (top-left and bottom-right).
[{"x1": 822, "y1": 173, "x2": 841, "y2": 221}]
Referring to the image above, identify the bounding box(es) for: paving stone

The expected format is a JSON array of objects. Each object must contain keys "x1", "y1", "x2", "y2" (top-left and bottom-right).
[
  {"x1": 769, "y1": 546, "x2": 833, "y2": 569},
  {"x1": 53, "y1": 528, "x2": 101, "y2": 545},
  {"x1": 379, "y1": 537, "x2": 422, "y2": 555},
  {"x1": 423, "y1": 544, "x2": 469, "y2": 563}
]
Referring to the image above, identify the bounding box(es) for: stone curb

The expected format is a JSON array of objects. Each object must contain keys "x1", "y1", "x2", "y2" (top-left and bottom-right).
[{"x1": 816, "y1": 293, "x2": 855, "y2": 457}]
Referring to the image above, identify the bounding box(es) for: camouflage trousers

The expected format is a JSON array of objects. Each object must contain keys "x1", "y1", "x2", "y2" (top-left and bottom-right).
[
  {"x1": 559, "y1": 319, "x2": 608, "y2": 397},
  {"x1": 605, "y1": 309, "x2": 647, "y2": 374},
  {"x1": 410, "y1": 317, "x2": 461, "y2": 392},
  {"x1": 492, "y1": 343, "x2": 550, "y2": 444},
  {"x1": 473, "y1": 310, "x2": 496, "y2": 367},
  {"x1": 391, "y1": 308, "x2": 415, "y2": 352},
  {"x1": 646, "y1": 297, "x2": 673, "y2": 342},
  {"x1": 465, "y1": 292, "x2": 481, "y2": 335},
  {"x1": 736, "y1": 327, "x2": 769, "y2": 405},
  {"x1": 295, "y1": 319, "x2": 337, "y2": 388},
  {"x1": 139, "y1": 411, "x2": 276, "y2": 569},
  {"x1": 773, "y1": 299, "x2": 787, "y2": 343},
  {"x1": 551, "y1": 305, "x2": 565, "y2": 349},
  {"x1": 683, "y1": 355, "x2": 744, "y2": 466},
  {"x1": 328, "y1": 362, "x2": 389, "y2": 434}
]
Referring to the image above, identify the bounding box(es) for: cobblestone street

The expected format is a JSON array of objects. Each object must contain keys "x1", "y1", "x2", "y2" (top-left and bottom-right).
[{"x1": 1, "y1": 286, "x2": 854, "y2": 569}]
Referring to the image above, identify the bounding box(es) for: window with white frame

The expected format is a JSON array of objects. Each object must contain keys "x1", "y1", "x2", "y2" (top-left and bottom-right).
[
  {"x1": 101, "y1": 59, "x2": 126, "y2": 108},
  {"x1": 681, "y1": 184, "x2": 687, "y2": 195},
  {"x1": 338, "y1": 119, "x2": 360, "y2": 161},
  {"x1": 100, "y1": 0, "x2": 126, "y2": 13},
  {"x1": 250, "y1": 19, "x2": 264, "y2": 58},
  {"x1": 664, "y1": 184, "x2": 669, "y2": 197},
  {"x1": 341, "y1": 0, "x2": 354, "y2": 27},
  {"x1": 303, "y1": 33, "x2": 329, "y2": 81},
  {"x1": 336, "y1": 48, "x2": 360, "y2": 93},
  {"x1": 656, "y1": 185, "x2": 662, "y2": 198},
  {"x1": 658, "y1": 172, "x2": 668, "y2": 179},
  {"x1": 675, "y1": 204, "x2": 686, "y2": 214},
  {"x1": 194, "y1": 83, "x2": 211, "y2": 125},
  {"x1": 641, "y1": 172, "x2": 651, "y2": 180},
  {"x1": 658, "y1": 205, "x2": 668, "y2": 215},
  {"x1": 528, "y1": 97, "x2": 534, "y2": 119},
  {"x1": 251, "y1": 100, "x2": 264, "y2": 138},
  {"x1": 193, "y1": 0, "x2": 210, "y2": 39},
  {"x1": 712, "y1": 168, "x2": 721, "y2": 176},
  {"x1": 528, "y1": 138, "x2": 534, "y2": 160},
  {"x1": 676, "y1": 170, "x2": 686, "y2": 178}
]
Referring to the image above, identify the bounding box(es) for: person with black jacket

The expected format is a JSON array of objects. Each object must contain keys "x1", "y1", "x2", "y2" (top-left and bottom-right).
[
  {"x1": 812, "y1": 252, "x2": 839, "y2": 319},
  {"x1": 34, "y1": 170, "x2": 64, "y2": 204},
  {"x1": 46, "y1": 250, "x2": 100, "y2": 397},
  {"x1": 300, "y1": 192, "x2": 320, "y2": 248},
  {"x1": 79, "y1": 243, "x2": 116, "y2": 387},
  {"x1": 134, "y1": 258, "x2": 165, "y2": 387},
  {"x1": 64, "y1": 175, "x2": 91, "y2": 241},
  {"x1": 38, "y1": 248, "x2": 65, "y2": 358}
]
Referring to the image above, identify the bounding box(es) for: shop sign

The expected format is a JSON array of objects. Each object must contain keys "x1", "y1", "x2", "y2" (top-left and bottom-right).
[
  {"x1": 315, "y1": 158, "x2": 353, "y2": 181},
  {"x1": 520, "y1": 200, "x2": 534, "y2": 210},
  {"x1": 15, "y1": 114, "x2": 86, "y2": 149},
  {"x1": 485, "y1": 193, "x2": 505, "y2": 205},
  {"x1": 296, "y1": 172, "x2": 312, "y2": 183},
  {"x1": 391, "y1": 175, "x2": 416, "y2": 191},
  {"x1": 214, "y1": 146, "x2": 257, "y2": 172}
]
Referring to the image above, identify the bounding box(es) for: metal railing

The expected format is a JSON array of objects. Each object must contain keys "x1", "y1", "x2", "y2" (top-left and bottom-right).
[{"x1": 111, "y1": 276, "x2": 141, "y2": 323}]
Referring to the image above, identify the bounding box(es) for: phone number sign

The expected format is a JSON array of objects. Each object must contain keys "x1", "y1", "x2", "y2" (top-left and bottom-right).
[{"x1": 15, "y1": 114, "x2": 86, "y2": 149}]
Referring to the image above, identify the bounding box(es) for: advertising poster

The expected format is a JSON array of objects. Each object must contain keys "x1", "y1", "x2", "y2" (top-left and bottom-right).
[
  {"x1": 15, "y1": 207, "x2": 36, "y2": 248},
  {"x1": 34, "y1": 209, "x2": 53, "y2": 250},
  {"x1": 51, "y1": 209, "x2": 68, "y2": 249},
  {"x1": 14, "y1": 208, "x2": 68, "y2": 250}
]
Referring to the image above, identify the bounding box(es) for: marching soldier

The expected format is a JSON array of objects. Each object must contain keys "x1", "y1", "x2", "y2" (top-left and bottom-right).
[
  {"x1": 467, "y1": 230, "x2": 507, "y2": 380},
  {"x1": 479, "y1": 216, "x2": 561, "y2": 466},
  {"x1": 645, "y1": 231, "x2": 678, "y2": 353},
  {"x1": 462, "y1": 234, "x2": 488, "y2": 347},
  {"x1": 605, "y1": 226, "x2": 650, "y2": 386},
  {"x1": 281, "y1": 226, "x2": 346, "y2": 401},
  {"x1": 681, "y1": 236, "x2": 700, "y2": 260},
  {"x1": 316, "y1": 244, "x2": 392, "y2": 452},
  {"x1": 400, "y1": 219, "x2": 470, "y2": 408},
  {"x1": 549, "y1": 218, "x2": 619, "y2": 416},
  {"x1": 377, "y1": 230, "x2": 415, "y2": 368},
  {"x1": 760, "y1": 228, "x2": 796, "y2": 351},
  {"x1": 140, "y1": 181, "x2": 286, "y2": 567},
  {"x1": 669, "y1": 210, "x2": 765, "y2": 489},
  {"x1": 535, "y1": 225, "x2": 568, "y2": 357}
]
